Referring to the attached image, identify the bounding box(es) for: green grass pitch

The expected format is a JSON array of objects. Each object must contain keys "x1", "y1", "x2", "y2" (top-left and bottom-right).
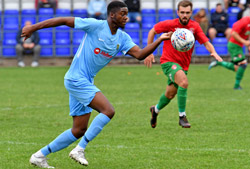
[{"x1": 1, "y1": 64, "x2": 250, "y2": 169}]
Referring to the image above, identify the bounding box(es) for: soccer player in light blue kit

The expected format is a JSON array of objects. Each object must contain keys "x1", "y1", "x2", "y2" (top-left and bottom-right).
[{"x1": 22, "y1": 1, "x2": 172, "y2": 168}]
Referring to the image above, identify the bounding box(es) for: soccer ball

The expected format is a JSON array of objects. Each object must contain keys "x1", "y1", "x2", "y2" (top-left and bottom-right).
[{"x1": 171, "y1": 28, "x2": 195, "y2": 52}]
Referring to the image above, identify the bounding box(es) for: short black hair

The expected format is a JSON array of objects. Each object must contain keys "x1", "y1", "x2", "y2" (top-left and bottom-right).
[{"x1": 107, "y1": 1, "x2": 127, "y2": 15}]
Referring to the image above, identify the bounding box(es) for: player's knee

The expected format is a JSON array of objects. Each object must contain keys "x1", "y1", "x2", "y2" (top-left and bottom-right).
[
  {"x1": 71, "y1": 127, "x2": 87, "y2": 138},
  {"x1": 168, "y1": 95, "x2": 175, "y2": 99},
  {"x1": 179, "y1": 80, "x2": 188, "y2": 88},
  {"x1": 166, "y1": 93, "x2": 176, "y2": 99},
  {"x1": 103, "y1": 107, "x2": 115, "y2": 119}
]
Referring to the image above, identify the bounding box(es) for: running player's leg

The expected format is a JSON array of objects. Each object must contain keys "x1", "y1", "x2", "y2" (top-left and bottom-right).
[
  {"x1": 208, "y1": 60, "x2": 235, "y2": 71},
  {"x1": 149, "y1": 62, "x2": 180, "y2": 128},
  {"x1": 174, "y1": 70, "x2": 191, "y2": 128},
  {"x1": 234, "y1": 60, "x2": 247, "y2": 89},
  {"x1": 150, "y1": 84, "x2": 177, "y2": 128},
  {"x1": 70, "y1": 92, "x2": 114, "y2": 165},
  {"x1": 175, "y1": 70, "x2": 188, "y2": 116},
  {"x1": 78, "y1": 92, "x2": 114, "y2": 149},
  {"x1": 228, "y1": 42, "x2": 247, "y2": 89},
  {"x1": 216, "y1": 61, "x2": 235, "y2": 71},
  {"x1": 30, "y1": 78, "x2": 99, "y2": 168},
  {"x1": 209, "y1": 42, "x2": 239, "y2": 71}
]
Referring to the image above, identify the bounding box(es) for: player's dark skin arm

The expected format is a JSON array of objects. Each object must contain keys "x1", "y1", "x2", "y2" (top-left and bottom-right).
[
  {"x1": 127, "y1": 32, "x2": 172, "y2": 60},
  {"x1": 21, "y1": 16, "x2": 171, "y2": 61},
  {"x1": 21, "y1": 17, "x2": 75, "y2": 40}
]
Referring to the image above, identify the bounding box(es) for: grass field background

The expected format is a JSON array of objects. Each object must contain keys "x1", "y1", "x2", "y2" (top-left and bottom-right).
[{"x1": 1, "y1": 64, "x2": 250, "y2": 169}]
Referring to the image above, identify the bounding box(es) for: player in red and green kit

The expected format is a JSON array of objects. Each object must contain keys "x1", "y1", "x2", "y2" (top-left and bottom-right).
[
  {"x1": 144, "y1": 0, "x2": 223, "y2": 128},
  {"x1": 209, "y1": 16, "x2": 250, "y2": 90}
]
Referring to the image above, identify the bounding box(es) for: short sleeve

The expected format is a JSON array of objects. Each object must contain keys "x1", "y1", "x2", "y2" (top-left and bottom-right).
[
  {"x1": 232, "y1": 18, "x2": 246, "y2": 33},
  {"x1": 120, "y1": 32, "x2": 136, "y2": 55},
  {"x1": 154, "y1": 20, "x2": 171, "y2": 34},
  {"x1": 74, "y1": 17, "x2": 102, "y2": 32},
  {"x1": 194, "y1": 23, "x2": 209, "y2": 44}
]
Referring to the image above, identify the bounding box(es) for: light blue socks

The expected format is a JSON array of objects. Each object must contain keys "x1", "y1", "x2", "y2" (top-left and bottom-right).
[
  {"x1": 41, "y1": 128, "x2": 77, "y2": 156},
  {"x1": 40, "y1": 113, "x2": 111, "y2": 156},
  {"x1": 79, "y1": 113, "x2": 111, "y2": 149}
]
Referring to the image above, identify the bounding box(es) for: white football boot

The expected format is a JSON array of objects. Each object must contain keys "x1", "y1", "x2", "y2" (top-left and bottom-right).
[
  {"x1": 69, "y1": 147, "x2": 89, "y2": 166},
  {"x1": 29, "y1": 154, "x2": 54, "y2": 168}
]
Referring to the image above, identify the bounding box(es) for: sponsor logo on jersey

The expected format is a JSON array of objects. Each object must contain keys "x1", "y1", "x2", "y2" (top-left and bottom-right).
[
  {"x1": 94, "y1": 48, "x2": 112, "y2": 58},
  {"x1": 94, "y1": 48, "x2": 101, "y2": 54}
]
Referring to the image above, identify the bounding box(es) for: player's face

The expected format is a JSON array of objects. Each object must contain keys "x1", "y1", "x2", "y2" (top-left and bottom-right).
[
  {"x1": 177, "y1": 6, "x2": 192, "y2": 25},
  {"x1": 113, "y1": 7, "x2": 128, "y2": 29}
]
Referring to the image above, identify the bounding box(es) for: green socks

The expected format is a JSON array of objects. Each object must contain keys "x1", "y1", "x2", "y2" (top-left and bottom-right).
[
  {"x1": 217, "y1": 61, "x2": 235, "y2": 71},
  {"x1": 234, "y1": 66, "x2": 246, "y2": 88},
  {"x1": 177, "y1": 87, "x2": 187, "y2": 113},
  {"x1": 156, "y1": 93, "x2": 171, "y2": 110},
  {"x1": 155, "y1": 87, "x2": 187, "y2": 114}
]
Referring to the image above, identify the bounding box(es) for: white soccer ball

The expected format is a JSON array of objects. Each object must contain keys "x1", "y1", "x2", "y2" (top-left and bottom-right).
[{"x1": 171, "y1": 28, "x2": 195, "y2": 52}]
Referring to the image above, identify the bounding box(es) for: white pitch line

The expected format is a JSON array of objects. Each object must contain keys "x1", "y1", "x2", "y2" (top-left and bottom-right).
[
  {"x1": 1, "y1": 140, "x2": 249, "y2": 153},
  {"x1": 1, "y1": 99, "x2": 249, "y2": 112},
  {"x1": 0, "y1": 104, "x2": 68, "y2": 111},
  {"x1": 0, "y1": 101, "x2": 148, "y2": 111}
]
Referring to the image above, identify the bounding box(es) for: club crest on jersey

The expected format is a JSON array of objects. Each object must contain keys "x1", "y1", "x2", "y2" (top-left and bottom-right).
[
  {"x1": 116, "y1": 44, "x2": 120, "y2": 50},
  {"x1": 172, "y1": 65, "x2": 177, "y2": 70},
  {"x1": 94, "y1": 48, "x2": 112, "y2": 58}
]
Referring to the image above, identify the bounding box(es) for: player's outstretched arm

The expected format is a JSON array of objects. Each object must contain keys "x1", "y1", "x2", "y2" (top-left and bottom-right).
[
  {"x1": 203, "y1": 41, "x2": 223, "y2": 62},
  {"x1": 127, "y1": 32, "x2": 172, "y2": 61},
  {"x1": 144, "y1": 28, "x2": 157, "y2": 68},
  {"x1": 21, "y1": 17, "x2": 75, "y2": 41}
]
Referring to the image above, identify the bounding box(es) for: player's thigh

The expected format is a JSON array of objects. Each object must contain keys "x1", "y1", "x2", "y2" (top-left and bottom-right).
[
  {"x1": 161, "y1": 62, "x2": 185, "y2": 87},
  {"x1": 174, "y1": 70, "x2": 188, "y2": 88},
  {"x1": 89, "y1": 92, "x2": 115, "y2": 118}
]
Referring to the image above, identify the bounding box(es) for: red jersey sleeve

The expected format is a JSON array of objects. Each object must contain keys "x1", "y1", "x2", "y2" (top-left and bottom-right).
[
  {"x1": 194, "y1": 22, "x2": 209, "y2": 44},
  {"x1": 154, "y1": 20, "x2": 172, "y2": 34},
  {"x1": 232, "y1": 17, "x2": 248, "y2": 33},
  {"x1": 230, "y1": 17, "x2": 250, "y2": 46}
]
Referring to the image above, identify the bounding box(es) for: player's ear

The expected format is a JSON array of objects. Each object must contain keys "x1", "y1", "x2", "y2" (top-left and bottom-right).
[{"x1": 110, "y1": 12, "x2": 115, "y2": 19}]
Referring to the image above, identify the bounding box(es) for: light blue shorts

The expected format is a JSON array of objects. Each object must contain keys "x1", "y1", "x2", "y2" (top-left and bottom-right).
[{"x1": 64, "y1": 78, "x2": 100, "y2": 116}]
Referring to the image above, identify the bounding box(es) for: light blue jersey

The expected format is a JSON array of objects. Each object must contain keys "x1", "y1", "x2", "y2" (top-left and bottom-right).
[
  {"x1": 64, "y1": 17, "x2": 136, "y2": 82},
  {"x1": 64, "y1": 17, "x2": 136, "y2": 116}
]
